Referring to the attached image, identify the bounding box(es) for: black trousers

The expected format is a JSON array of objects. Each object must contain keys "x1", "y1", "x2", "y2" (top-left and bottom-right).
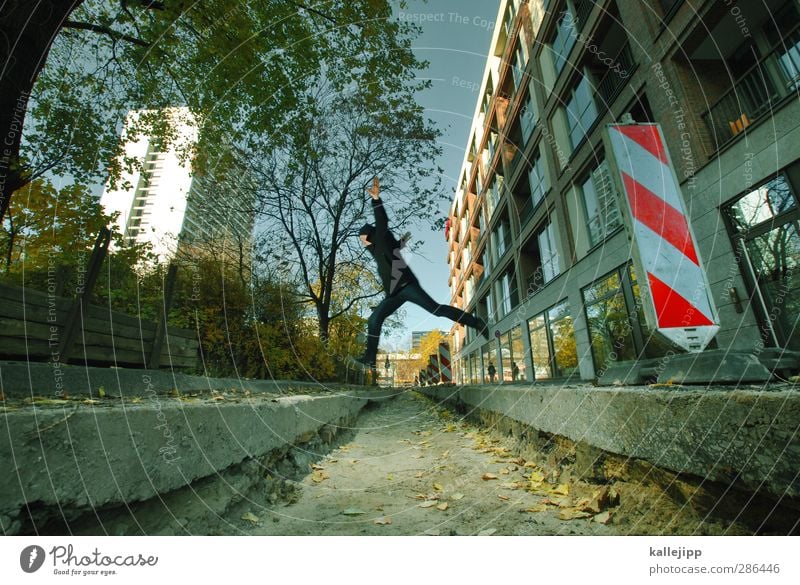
[{"x1": 361, "y1": 281, "x2": 482, "y2": 367}]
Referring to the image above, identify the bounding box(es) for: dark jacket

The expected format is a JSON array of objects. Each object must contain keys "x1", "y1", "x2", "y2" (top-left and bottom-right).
[{"x1": 366, "y1": 197, "x2": 418, "y2": 296}]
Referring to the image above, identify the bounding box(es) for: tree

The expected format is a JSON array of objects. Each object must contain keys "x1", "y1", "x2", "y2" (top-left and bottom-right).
[
  {"x1": 254, "y1": 83, "x2": 444, "y2": 342},
  {"x1": 414, "y1": 329, "x2": 445, "y2": 372},
  {"x1": 1, "y1": 1, "x2": 422, "y2": 230}
]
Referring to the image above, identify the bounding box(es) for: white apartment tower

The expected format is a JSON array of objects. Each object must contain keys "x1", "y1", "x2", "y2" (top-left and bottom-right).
[{"x1": 100, "y1": 108, "x2": 255, "y2": 263}]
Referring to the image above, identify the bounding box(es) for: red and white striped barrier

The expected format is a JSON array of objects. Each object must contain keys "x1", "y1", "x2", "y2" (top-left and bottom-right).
[
  {"x1": 428, "y1": 354, "x2": 440, "y2": 384},
  {"x1": 438, "y1": 342, "x2": 452, "y2": 383},
  {"x1": 606, "y1": 123, "x2": 719, "y2": 352}
]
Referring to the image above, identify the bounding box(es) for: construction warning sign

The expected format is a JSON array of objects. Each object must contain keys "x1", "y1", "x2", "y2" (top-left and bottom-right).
[{"x1": 605, "y1": 123, "x2": 719, "y2": 352}]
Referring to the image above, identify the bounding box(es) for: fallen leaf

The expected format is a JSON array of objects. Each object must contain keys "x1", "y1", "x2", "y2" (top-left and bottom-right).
[
  {"x1": 349, "y1": 459, "x2": 359, "y2": 464},
  {"x1": 593, "y1": 511, "x2": 612, "y2": 524},
  {"x1": 478, "y1": 528, "x2": 497, "y2": 536},
  {"x1": 311, "y1": 463, "x2": 325, "y2": 471},
  {"x1": 414, "y1": 472, "x2": 424, "y2": 478},
  {"x1": 482, "y1": 473, "x2": 499, "y2": 480},
  {"x1": 97, "y1": 386, "x2": 106, "y2": 398},
  {"x1": 374, "y1": 516, "x2": 392, "y2": 525},
  {"x1": 375, "y1": 505, "x2": 384, "y2": 512},
  {"x1": 412, "y1": 454, "x2": 425, "y2": 459},
  {"x1": 386, "y1": 474, "x2": 394, "y2": 481},
  {"x1": 451, "y1": 493, "x2": 465, "y2": 500},
  {"x1": 499, "y1": 468, "x2": 510, "y2": 475},
  {"x1": 529, "y1": 471, "x2": 546, "y2": 483},
  {"x1": 552, "y1": 484, "x2": 570, "y2": 496},
  {"x1": 424, "y1": 528, "x2": 441, "y2": 536},
  {"x1": 130, "y1": 397, "x2": 142, "y2": 404},
  {"x1": 82, "y1": 399, "x2": 101, "y2": 405},
  {"x1": 241, "y1": 512, "x2": 260, "y2": 524},
  {"x1": 419, "y1": 501, "x2": 437, "y2": 508},
  {"x1": 523, "y1": 505, "x2": 549, "y2": 513},
  {"x1": 444, "y1": 423, "x2": 457, "y2": 432},
  {"x1": 342, "y1": 508, "x2": 366, "y2": 516},
  {"x1": 440, "y1": 450, "x2": 450, "y2": 458},
  {"x1": 501, "y1": 481, "x2": 522, "y2": 490},
  {"x1": 414, "y1": 494, "x2": 427, "y2": 500},
  {"x1": 524, "y1": 461, "x2": 538, "y2": 468},
  {"x1": 510, "y1": 457, "x2": 526, "y2": 466},
  {"x1": 436, "y1": 502, "x2": 449, "y2": 511},
  {"x1": 498, "y1": 494, "x2": 510, "y2": 501},
  {"x1": 558, "y1": 509, "x2": 592, "y2": 521},
  {"x1": 433, "y1": 483, "x2": 443, "y2": 492},
  {"x1": 311, "y1": 470, "x2": 329, "y2": 483}
]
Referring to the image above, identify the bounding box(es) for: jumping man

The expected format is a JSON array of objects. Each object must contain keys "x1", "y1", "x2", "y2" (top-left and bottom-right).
[{"x1": 357, "y1": 177, "x2": 488, "y2": 372}]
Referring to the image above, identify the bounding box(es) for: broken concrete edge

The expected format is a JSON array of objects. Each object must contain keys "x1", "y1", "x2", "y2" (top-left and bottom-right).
[
  {"x1": 0, "y1": 388, "x2": 397, "y2": 535},
  {"x1": 0, "y1": 360, "x2": 397, "y2": 399},
  {"x1": 417, "y1": 383, "x2": 800, "y2": 500}
]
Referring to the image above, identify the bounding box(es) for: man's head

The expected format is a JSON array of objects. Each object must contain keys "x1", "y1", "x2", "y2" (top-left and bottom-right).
[{"x1": 359, "y1": 223, "x2": 375, "y2": 246}]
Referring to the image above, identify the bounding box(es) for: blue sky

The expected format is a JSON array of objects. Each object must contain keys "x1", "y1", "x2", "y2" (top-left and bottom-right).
[{"x1": 382, "y1": 0, "x2": 499, "y2": 350}]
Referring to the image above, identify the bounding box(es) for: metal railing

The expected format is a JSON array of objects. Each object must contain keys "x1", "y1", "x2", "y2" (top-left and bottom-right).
[
  {"x1": 597, "y1": 43, "x2": 635, "y2": 103},
  {"x1": 703, "y1": 29, "x2": 800, "y2": 144}
]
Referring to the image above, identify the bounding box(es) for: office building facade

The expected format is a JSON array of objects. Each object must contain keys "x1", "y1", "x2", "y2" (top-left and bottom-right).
[{"x1": 447, "y1": 0, "x2": 800, "y2": 384}]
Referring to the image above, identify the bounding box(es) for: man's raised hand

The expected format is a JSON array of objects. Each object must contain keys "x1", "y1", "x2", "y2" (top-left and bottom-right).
[{"x1": 368, "y1": 176, "x2": 380, "y2": 200}]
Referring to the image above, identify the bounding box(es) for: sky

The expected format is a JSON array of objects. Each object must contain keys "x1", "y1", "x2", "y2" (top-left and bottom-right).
[{"x1": 381, "y1": 0, "x2": 499, "y2": 350}]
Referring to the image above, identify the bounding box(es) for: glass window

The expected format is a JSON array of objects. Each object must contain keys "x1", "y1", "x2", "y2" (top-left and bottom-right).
[
  {"x1": 482, "y1": 341, "x2": 497, "y2": 383},
  {"x1": 527, "y1": 300, "x2": 579, "y2": 380},
  {"x1": 528, "y1": 146, "x2": 550, "y2": 207},
  {"x1": 528, "y1": 314, "x2": 551, "y2": 379},
  {"x1": 549, "y1": 301, "x2": 580, "y2": 377},
  {"x1": 521, "y1": 88, "x2": 538, "y2": 141},
  {"x1": 726, "y1": 172, "x2": 800, "y2": 350},
  {"x1": 510, "y1": 325, "x2": 525, "y2": 381},
  {"x1": 565, "y1": 73, "x2": 598, "y2": 150},
  {"x1": 500, "y1": 331, "x2": 513, "y2": 381},
  {"x1": 512, "y1": 42, "x2": 527, "y2": 90},
  {"x1": 583, "y1": 270, "x2": 636, "y2": 371},
  {"x1": 728, "y1": 174, "x2": 796, "y2": 230},
  {"x1": 581, "y1": 159, "x2": 622, "y2": 247},
  {"x1": 551, "y1": 9, "x2": 577, "y2": 74},
  {"x1": 538, "y1": 221, "x2": 560, "y2": 283}
]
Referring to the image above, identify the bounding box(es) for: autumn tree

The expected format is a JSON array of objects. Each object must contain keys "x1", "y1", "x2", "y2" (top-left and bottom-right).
[
  {"x1": 413, "y1": 329, "x2": 445, "y2": 372},
  {"x1": 1, "y1": 1, "x2": 424, "y2": 228}
]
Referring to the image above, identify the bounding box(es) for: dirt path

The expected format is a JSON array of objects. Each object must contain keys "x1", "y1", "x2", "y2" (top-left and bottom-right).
[{"x1": 237, "y1": 392, "x2": 619, "y2": 536}]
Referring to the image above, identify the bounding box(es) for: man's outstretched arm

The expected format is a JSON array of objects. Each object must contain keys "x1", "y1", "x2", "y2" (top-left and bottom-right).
[{"x1": 369, "y1": 176, "x2": 389, "y2": 235}]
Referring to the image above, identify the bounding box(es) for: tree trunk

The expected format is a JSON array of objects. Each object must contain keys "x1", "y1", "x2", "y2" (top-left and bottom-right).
[
  {"x1": 318, "y1": 306, "x2": 330, "y2": 343},
  {"x1": 0, "y1": 1, "x2": 84, "y2": 224}
]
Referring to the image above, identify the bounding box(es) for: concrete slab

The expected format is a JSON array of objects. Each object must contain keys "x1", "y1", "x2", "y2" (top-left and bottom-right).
[
  {"x1": 0, "y1": 384, "x2": 398, "y2": 534},
  {"x1": 657, "y1": 350, "x2": 771, "y2": 384},
  {"x1": 419, "y1": 382, "x2": 800, "y2": 499}
]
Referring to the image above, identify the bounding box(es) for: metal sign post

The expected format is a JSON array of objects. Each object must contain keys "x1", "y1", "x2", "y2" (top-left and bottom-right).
[{"x1": 604, "y1": 122, "x2": 719, "y2": 352}]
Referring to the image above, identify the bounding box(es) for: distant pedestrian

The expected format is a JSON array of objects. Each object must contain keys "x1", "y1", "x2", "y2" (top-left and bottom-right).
[
  {"x1": 512, "y1": 361, "x2": 519, "y2": 381},
  {"x1": 487, "y1": 362, "x2": 496, "y2": 383}
]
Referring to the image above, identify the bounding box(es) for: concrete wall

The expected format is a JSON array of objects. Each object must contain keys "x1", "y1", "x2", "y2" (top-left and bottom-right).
[{"x1": 420, "y1": 383, "x2": 800, "y2": 499}]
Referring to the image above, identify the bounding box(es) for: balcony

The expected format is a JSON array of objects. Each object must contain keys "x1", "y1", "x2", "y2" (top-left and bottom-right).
[
  {"x1": 596, "y1": 43, "x2": 635, "y2": 103},
  {"x1": 702, "y1": 28, "x2": 800, "y2": 145}
]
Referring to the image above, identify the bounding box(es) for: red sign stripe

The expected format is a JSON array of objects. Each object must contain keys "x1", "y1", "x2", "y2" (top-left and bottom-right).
[
  {"x1": 647, "y1": 272, "x2": 713, "y2": 327},
  {"x1": 612, "y1": 125, "x2": 669, "y2": 165},
  {"x1": 622, "y1": 172, "x2": 699, "y2": 265}
]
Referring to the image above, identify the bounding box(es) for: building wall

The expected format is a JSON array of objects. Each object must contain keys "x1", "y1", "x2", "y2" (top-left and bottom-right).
[{"x1": 447, "y1": 0, "x2": 800, "y2": 383}]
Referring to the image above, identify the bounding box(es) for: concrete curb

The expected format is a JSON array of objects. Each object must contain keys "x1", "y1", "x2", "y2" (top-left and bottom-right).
[
  {"x1": 0, "y1": 386, "x2": 398, "y2": 534},
  {"x1": 418, "y1": 383, "x2": 800, "y2": 499},
  {"x1": 0, "y1": 360, "x2": 379, "y2": 398}
]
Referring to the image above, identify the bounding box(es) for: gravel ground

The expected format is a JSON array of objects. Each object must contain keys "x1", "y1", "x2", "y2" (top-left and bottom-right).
[{"x1": 236, "y1": 392, "x2": 623, "y2": 536}]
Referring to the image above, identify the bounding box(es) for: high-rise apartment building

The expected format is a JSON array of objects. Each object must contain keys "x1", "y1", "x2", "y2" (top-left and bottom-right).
[
  {"x1": 448, "y1": 0, "x2": 800, "y2": 384},
  {"x1": 411, "y1": 330, "x2": 434, "y2": 351},
  {"x1": 100, "y1": 108, "x2": 256, "y2": 263}
]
